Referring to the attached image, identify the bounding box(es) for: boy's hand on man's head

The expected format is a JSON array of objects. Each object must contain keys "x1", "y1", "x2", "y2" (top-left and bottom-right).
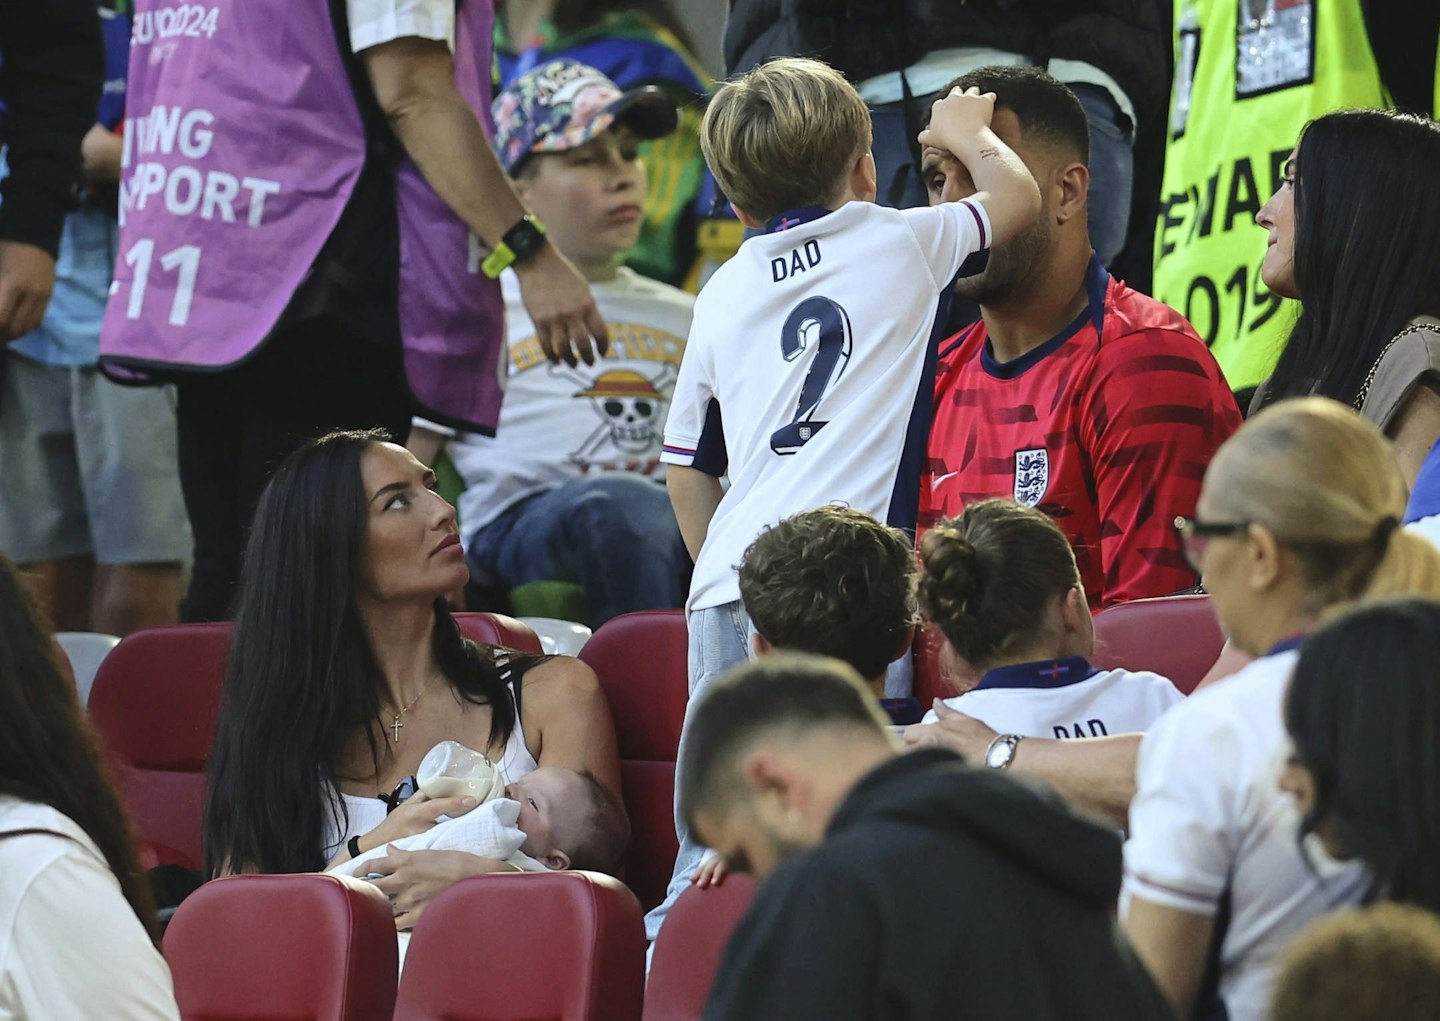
[
  {"x1": 515, "y1": 244, "x2": 610, "y2": 368},
  {"x1": 919, "y1": 87, "x2": 997, "y2": 156}
]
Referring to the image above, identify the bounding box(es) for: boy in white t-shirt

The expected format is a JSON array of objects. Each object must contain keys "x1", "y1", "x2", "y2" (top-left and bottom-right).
[
  {"x1": 410, "y1": 60, "x2": 696, "y2": 626},
  {"x1": 647, "y1": 57, "x2": 1040, "y2": 946},
  {"x1": 662, "y1": 56, "x2": 1039, "y2": 703}
]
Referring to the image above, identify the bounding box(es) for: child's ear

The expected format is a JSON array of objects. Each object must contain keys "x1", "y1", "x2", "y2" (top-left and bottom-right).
[
  {"x1": 730, "y1": 201, "x2": 764, "y2": 230},
  {"x1": 542, "y1": 849, "x2": 571, "y2": 871},
  {"x1": 751, "y1": 632, "x2": 775, "y2": 658},
  {"x1": 852, "y1": 151, "x2": 877, "y2": 203},
  {"x1": 1060, "y1": 585, "x2": 1087, "y2": 634}
]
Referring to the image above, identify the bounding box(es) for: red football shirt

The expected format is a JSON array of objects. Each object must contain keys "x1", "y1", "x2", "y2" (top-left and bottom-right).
[{"x1": 920, "y1": 260, "x2": 1242, "y2": 607}]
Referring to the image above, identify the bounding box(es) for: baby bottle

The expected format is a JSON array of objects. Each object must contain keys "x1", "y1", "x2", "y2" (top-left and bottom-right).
[{"x1": 416, "y1": 740, "x2": 506, "y2": 804}]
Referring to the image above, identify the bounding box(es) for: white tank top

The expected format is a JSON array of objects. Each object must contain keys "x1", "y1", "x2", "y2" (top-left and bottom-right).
[{"x1": 322, "y1": 671, "x2": 538, "y2": 860}]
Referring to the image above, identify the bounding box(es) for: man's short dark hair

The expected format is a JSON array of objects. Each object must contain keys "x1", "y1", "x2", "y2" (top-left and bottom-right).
[
  {"x1": 935, "y1": 65, "x2": 1089, "y2": 165},
  {"x1": 737, "y1": 506, "x2": 915, "y2": 680},
  {"x1": 679, "y1": 654, "x2": 892, "y2": 836}
]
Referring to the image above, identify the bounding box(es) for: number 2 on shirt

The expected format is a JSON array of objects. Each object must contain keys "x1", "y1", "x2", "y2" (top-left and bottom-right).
[{"x1": 769, "y1": 296, "x2": 853, "y2": 454}]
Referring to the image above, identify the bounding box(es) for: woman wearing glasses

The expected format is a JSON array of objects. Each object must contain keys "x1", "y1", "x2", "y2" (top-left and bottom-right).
[
  {"x1": 1121, "y1": 398, "x2": 1440, "y2": 1021},
  {"x1": 1251, "y1": 109, "x2": 1440, "y2": 485},
  {"x1": 202, "y1": 430, "x2": 623, "y2": 931}
]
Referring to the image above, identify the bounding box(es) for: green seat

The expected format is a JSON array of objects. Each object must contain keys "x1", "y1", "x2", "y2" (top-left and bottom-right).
[
  {"x1": 433, "y1": 449, "x2": 466, "y2": 515},
  {"x1": 508, "y1": 580, "x2": 587, "y2": 625},
  {"x1": 435, "y1": 451, "x2": 588, "y2": 625}
]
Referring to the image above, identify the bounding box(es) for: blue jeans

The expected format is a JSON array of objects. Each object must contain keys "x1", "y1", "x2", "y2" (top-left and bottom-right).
[
  {"x1": 644, "y1": 599, "x2": 754, "y2": 949},
  {"x1": 466, "y1": 474, "x2": 688, "y2": 626},
  {"x1": 1071, "y1": 82, "x2": 1134, "y2": 267},
  {"x1": 870, "y1": 82, "x2": 1135, "y2": 267}
]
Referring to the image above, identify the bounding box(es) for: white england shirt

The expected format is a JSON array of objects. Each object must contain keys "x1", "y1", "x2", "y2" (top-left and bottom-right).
[
  {"x1": 662, "y1": 198, "x2": 991, "y2": 613},
  {"x1": 921, "y1": 657, "x2": 1183, "y2": 738},
  {"x1": 1122, "y1": 645, "x2": 1369, "y2": 1021},
  {"x1": 440, "y1": 268, "x2": 694, "y2": 534}
]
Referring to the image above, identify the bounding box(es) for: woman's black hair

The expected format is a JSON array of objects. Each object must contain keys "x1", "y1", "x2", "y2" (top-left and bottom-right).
[
  {"x1": 1263, "y1": 109, "x2": 1440, "y2": 408},
  {"x1": 0, "y1": 552, "x2": 159, "y2": 939},
  {"x1": 202, "y1": 430, "x2": 521, "y2": 877},
  {"x1": 1285, "y1": 597, "x2": 1440, "y2": 913}
]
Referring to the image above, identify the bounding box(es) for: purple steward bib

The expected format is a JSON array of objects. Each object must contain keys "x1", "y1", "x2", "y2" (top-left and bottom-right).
[{"x1": 99, "y1": 0, "x2": 506, "y2": 433}]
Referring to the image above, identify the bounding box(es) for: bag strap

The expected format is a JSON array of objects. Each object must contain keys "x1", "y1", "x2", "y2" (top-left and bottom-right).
[{"x1": 1355, "y1": 323, "x2": 1434, "y2": 409}]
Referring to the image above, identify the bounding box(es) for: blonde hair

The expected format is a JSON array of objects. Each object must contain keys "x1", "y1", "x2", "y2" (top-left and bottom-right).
[
  {"x1": 700, "y1": 56, "x2": 871, "y2": 223},
  {"x1": 1206, "y1": 397, "x2": 1440, "y2": 609},
  {"x1": 1270, "y1": 903, "x2": 1440, "y2": 1021}
]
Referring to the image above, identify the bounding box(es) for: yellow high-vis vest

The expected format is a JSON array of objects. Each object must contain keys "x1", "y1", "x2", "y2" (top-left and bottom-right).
[{"x1": 1154, "y1": 0, "x2": 1386, "y2": 391}]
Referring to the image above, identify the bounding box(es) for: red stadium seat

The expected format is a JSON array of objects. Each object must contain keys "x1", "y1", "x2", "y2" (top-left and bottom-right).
[
  {"x1": 88, "y1": 623, "x2": 230, "y2": 870},
  {"x1": 1091, "y1": 593, "x2": 1224, "y2": 696},
  {"x1": 88, "y1": 615, "x2": 532, "y2": 872},
  {"x1": 454, "y1": 611, "x2": 544, "y2": 654},
  {"x1": 579, "y1": 609, "x2": 689, "y2": 911},
  {"x1": 164, "y1": 874, "x2": 396, "y2": 1021},
  {"x1": 395, "y1": 872, "x2": 645, "y2": 1021},
  {"x1": 643, "y1": 876, "x2": 757, "y2": 1021},
  {"x1": 912, "y1": 622, "x2": 979, "y2": 708}
]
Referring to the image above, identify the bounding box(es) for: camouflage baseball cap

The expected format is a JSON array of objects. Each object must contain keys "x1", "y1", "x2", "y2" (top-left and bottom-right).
[{"x1": 493, "y1": 59, "x2": 679, "y2": 174}]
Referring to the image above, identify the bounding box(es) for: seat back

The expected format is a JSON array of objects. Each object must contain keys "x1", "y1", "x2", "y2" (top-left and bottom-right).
[
  {"x1": 454, "y1": 611, "x2": 544, "y2": 654},
  {"x1": 1091, "y1": 594, "x2": 1224, "y2": 696},
  {"x1": 54, "y1": 630, "x2": 121, "y2": 706},
  {"x1": 395, "y1": 872, "x2": 645, "y2": 1021},
  {"x1": 164, "y1": 874, "x2": 397, "y2": 1021},
  {"x1": 517, "y1": 615, "x2": 594, "y2": 656},
  {"x1": 580, "y1": 610, "x2": 688, "y2": 911},
  {"x1": 643, "y1": 876, "x2": 757, "y2": 1021},
  {"x1": 912, "y1": 622, "x2": 981, "y2": 707},
  {"x1": 88, "y1": 623, "x2": 231, "y2": 869}
]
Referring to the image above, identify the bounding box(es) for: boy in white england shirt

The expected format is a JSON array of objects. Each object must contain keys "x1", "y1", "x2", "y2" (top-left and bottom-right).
[{"x1": 648, "y1": 55, "x2": 1041, "y2": 945}]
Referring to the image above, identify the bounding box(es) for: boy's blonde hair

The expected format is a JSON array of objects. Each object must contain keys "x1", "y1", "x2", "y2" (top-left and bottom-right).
[{"x1": 701, "y1": 57, "x2": 871, "y2": 223}]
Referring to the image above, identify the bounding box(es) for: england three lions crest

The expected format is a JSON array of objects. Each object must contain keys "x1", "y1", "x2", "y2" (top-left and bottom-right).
[{"x1": 1014, "y1": 448, "x2": 1049, "y2": 507}]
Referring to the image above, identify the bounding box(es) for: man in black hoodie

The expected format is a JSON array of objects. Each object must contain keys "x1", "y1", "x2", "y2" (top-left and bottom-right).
[{"x1": 682, "y1": 653, "x2": 1170, "y2": 1020}]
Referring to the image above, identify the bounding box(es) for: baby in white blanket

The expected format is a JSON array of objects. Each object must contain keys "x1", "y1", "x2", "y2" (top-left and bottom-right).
[{"x1": 330, "y1": 766, "x2": 628, "y2": 880}]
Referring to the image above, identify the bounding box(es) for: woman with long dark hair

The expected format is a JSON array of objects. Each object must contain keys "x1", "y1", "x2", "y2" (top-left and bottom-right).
[
  {"x1": 1280, "y1": 598, "x2": 1440, "y2": 915},
  {"x1": 1254, "y1": 109, "x2": 1440, "y2": 483},
  {"x1": 203, "y1": 430, "x2": 622, "y2": 929},
  {"x1": 0, "y1": 551, "x2": 178, "y2": 1018}
]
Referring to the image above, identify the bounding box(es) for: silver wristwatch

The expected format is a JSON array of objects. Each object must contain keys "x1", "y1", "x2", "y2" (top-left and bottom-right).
[{"x1": 984, "y1": 733, "x2": 1024, "y2": 770}]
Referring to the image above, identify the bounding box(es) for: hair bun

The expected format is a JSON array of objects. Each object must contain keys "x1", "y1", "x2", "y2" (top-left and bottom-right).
[{"x1": 918, "y1": 522, "x2": 987, "y2": 625}]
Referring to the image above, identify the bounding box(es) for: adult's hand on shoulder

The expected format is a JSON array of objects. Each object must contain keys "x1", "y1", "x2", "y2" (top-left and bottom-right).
[
  {"x1": 367, "y1": 848, "x2": 513, "y2": 929},
  {"x1": 514, "y1": 245, "x2": 609, "y2": 368},
  {"x1": 903, "y1": 700, "x2": 996, "y2": 763},
  {"x1": 0, "y1": 241, "x2": 56, "y2": 341}
]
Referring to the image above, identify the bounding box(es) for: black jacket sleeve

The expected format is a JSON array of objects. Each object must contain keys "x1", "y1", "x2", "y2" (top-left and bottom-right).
[
  {"x1": 1362, "y1": 0, "x2": 1439, "y2": 116},
  {"x1": 0, "y1": 0, "x2": 104, "y2": 255},
  {"x1": 703, "y1": 858, "x2": 881, "y2": 1021}
]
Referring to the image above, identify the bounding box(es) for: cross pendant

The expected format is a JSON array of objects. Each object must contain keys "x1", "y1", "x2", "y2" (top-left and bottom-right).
[{"x1": 390, "y1": 715, "x2": 403, "y2": 742}]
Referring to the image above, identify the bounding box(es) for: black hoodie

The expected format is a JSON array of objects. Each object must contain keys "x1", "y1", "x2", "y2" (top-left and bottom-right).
[{"x1": 704, "y1": 748, "x2": 1171, "y2": 1021}]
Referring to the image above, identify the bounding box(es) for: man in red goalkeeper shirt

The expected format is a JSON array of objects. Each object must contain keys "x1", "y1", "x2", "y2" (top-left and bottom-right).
[{"x1": 919, "y1": 65, "x2": 1240, "y2": 608}]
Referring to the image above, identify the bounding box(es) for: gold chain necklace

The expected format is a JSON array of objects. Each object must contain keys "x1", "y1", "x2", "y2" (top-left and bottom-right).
[{"x1": 386, "y1": 679, "x2": 431, "y2": 743}]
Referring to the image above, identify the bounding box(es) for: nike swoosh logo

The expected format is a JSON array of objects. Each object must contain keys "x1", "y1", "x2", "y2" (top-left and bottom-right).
[{"x1": 930, "y1": 471, "x2": 959, "y2": 491}]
